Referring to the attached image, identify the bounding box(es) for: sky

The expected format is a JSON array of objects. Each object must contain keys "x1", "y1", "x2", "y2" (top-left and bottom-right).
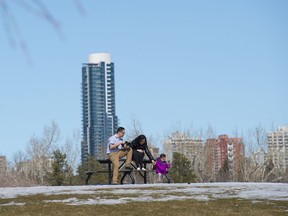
[{"x1": 0, "y1": 0, "x2": 287, "y2": 160}]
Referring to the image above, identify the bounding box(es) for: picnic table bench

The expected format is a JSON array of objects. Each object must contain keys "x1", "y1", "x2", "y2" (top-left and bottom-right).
[{"x1": 85, "y1": 158, "x2": 172, "y2": 185}]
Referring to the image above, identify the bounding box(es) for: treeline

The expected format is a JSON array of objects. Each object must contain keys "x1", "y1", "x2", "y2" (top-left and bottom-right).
[
  {"x1": 1, "y1": 121, "x2": 287, "y2": 186},
  {"x1": 0, "y1": 120, "x2": 156, "y2": 186},
  {"x1": 0, "y1": 121, "x2": 82, "y2": 187},
  {"x1": 168, "y1": 152, "x2": 288, "y2": 184},
  {"x1": 166, "y1": 124, "x2": 288, "y2": 183}
]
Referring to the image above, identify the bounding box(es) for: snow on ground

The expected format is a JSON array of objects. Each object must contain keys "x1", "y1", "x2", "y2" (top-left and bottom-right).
[{"x1": 0, "y1": 182, "x2": 287, "y2": 206}]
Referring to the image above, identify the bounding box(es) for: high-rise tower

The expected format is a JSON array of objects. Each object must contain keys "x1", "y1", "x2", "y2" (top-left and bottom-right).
[{"x1": 81, "y1": 53, "x2": 118, "y2": 162}]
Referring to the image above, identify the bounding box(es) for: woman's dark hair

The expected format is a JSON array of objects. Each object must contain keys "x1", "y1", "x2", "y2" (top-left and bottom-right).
[
  {"x1": 136, "y1": 134, "x2": 147, "y2": 145},
  {"x1": 160, "y1": 154, "x2": 166, "y2": 158}
]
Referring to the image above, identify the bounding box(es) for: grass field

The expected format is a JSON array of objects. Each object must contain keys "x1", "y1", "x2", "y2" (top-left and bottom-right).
[{"x1": 0, "y1": 183, "x2": 287, "y2": 215}]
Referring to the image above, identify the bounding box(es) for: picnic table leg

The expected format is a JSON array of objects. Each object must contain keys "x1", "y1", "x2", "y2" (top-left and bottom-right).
[
  {"x1": 144, "y1": 162, "x2": 147, "y2": 184},
  {"x1": 165, "y1": 173, "x2": 172, "y2": 183},
  {"x1": 108, "y1": 162, "x2": 112, "y2": 185},
  {"x1": 120, "y1": 171, "x2": 135, "y2": 184},
  {"x1": 85, "y1": 172, "x2": 93, "y2": 185}
]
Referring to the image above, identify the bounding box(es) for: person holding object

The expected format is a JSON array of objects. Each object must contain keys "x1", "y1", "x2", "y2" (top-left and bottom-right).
[
  {"x1": 130, "y1": 134, "x2": 156, "y2": 171},
  {"x1": 155, "y1": 154, "x2": 170, "y2": 183},
  {"x1": 106, "y1": 127, "x2": 133, "y2": 185}
]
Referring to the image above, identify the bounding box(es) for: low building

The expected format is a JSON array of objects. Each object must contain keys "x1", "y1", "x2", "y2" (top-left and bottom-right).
[
  {"x1": 163, "y1": 131, "x2": 203, "y2": 163},
  {"x1": 267, "y1": 126, "x2": 288, "y2": 173},
  {"x1": 0, "y1": 156, "x2": 7, "y2": 174}
]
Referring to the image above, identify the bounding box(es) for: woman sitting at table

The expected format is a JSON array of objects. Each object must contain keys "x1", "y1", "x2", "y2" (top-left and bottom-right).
[{"x1": 130, "y1": 134, "x2": 156, "y2": 171}]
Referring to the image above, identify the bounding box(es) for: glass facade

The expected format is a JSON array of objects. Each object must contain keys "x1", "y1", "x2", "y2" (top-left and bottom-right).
[{"x1": 81, "y1": 59, "x2": 118, "y2": 162}]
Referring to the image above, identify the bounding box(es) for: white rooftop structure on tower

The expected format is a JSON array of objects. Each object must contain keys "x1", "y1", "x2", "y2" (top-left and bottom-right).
[{"x1": 88, "y1": 53, "x2": 111, "y2": 64}]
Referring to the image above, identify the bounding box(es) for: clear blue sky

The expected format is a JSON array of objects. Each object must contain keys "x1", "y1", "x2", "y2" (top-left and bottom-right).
[{"x1": 0, "y1": 0, "x2": 287, "y2": 159}]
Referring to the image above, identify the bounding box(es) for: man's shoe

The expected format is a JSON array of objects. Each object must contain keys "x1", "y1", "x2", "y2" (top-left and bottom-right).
[
  {"x1": 112, "y1": 182, "x2": 118, "y2": 185},
  {"x1": 137, "y1": 167, "x2": 141, "y2": 171},
  {"x1": 141, "y1": 167, "x2": 146, "y2": 171},
  {"x1": 125, "y1": 164, "x2": 133, "y2": 170}
]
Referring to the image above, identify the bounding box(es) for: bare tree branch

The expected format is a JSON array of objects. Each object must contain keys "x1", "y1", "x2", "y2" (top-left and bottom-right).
[{"x1": 0, "y1": 0, "x2": 85, "y2": 63}]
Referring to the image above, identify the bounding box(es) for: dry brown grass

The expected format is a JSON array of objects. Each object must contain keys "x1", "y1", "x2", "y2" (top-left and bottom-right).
[{"x1": 0, "y1": 193, "x2": 288, "y2": 216}]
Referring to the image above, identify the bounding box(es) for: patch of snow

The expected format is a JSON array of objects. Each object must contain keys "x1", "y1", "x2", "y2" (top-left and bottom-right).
[
  {"x1": 0, "y1": 201, "x2": 25, "y2": 206},
  {"x1": 44, "y1": 197, "x2": 78, "y2": 203},
  {"x1": 0, "y1": 183, "x2": 287, "y2": 206},
  {"x1": 68, "y1": 198, "x2": 128, "y2": 205}
]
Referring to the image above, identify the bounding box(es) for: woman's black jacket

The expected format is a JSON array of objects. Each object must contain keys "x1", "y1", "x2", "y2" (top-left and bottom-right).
[{"x1": 129, "y1": 140, "x2": 155, "y2": 161}]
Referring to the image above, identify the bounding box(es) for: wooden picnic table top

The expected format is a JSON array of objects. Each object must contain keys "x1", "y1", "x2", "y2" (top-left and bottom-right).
[{"x1": 97, "y1": 158, "x2": 153, "y2": 163}]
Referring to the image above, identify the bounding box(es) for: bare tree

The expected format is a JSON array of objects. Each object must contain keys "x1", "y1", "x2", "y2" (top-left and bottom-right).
[
  {"x1": 242, "y1": 124, "x2": 273, "y2": 182},
  {"x1": 125, "y1": 118, "x2": 144, "y2": 141},
  {"x1": 125, "y1": 118, "x2": 159, "y2": 149},
  {"x1": 61, "y1": 129, "x2": 81, "y2": 174},
  {"x1": 3, "y1": 121, "x2": 83, "y2": 186},
  {"x1": 0, "y1": 153, "x2": 39, "y2": 187},
  {"x1": 12, "y1": 150, "x2": 27, "y2": 172},
  {"x1": 26, "y1": 120, "x2": 61, "y2": 184}
]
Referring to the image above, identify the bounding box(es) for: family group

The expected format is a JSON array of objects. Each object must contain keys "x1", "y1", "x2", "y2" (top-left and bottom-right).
[{"x1": 106, "y1": 127, "x2": 170, "y2": 184}]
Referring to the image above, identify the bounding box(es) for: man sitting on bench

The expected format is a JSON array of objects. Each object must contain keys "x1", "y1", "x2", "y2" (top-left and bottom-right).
[{"x1": 106, "y1": 127, "x2": 133, "y2": 185}]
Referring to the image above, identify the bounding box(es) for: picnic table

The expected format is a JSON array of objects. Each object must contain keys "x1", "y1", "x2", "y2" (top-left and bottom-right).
[{"x1": 85, "y1": 158, "x2": 172, "y2": 185}]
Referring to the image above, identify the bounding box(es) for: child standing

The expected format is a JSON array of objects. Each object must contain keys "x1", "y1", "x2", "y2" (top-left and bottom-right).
[{"x1": 155, "y1": 154, "x2": 170, "y2": 183}]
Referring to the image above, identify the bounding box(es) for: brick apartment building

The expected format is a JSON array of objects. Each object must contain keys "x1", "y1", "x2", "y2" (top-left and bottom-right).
[{"x1": 205, "y1": 135, "x2": 245, "y2": 179}]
